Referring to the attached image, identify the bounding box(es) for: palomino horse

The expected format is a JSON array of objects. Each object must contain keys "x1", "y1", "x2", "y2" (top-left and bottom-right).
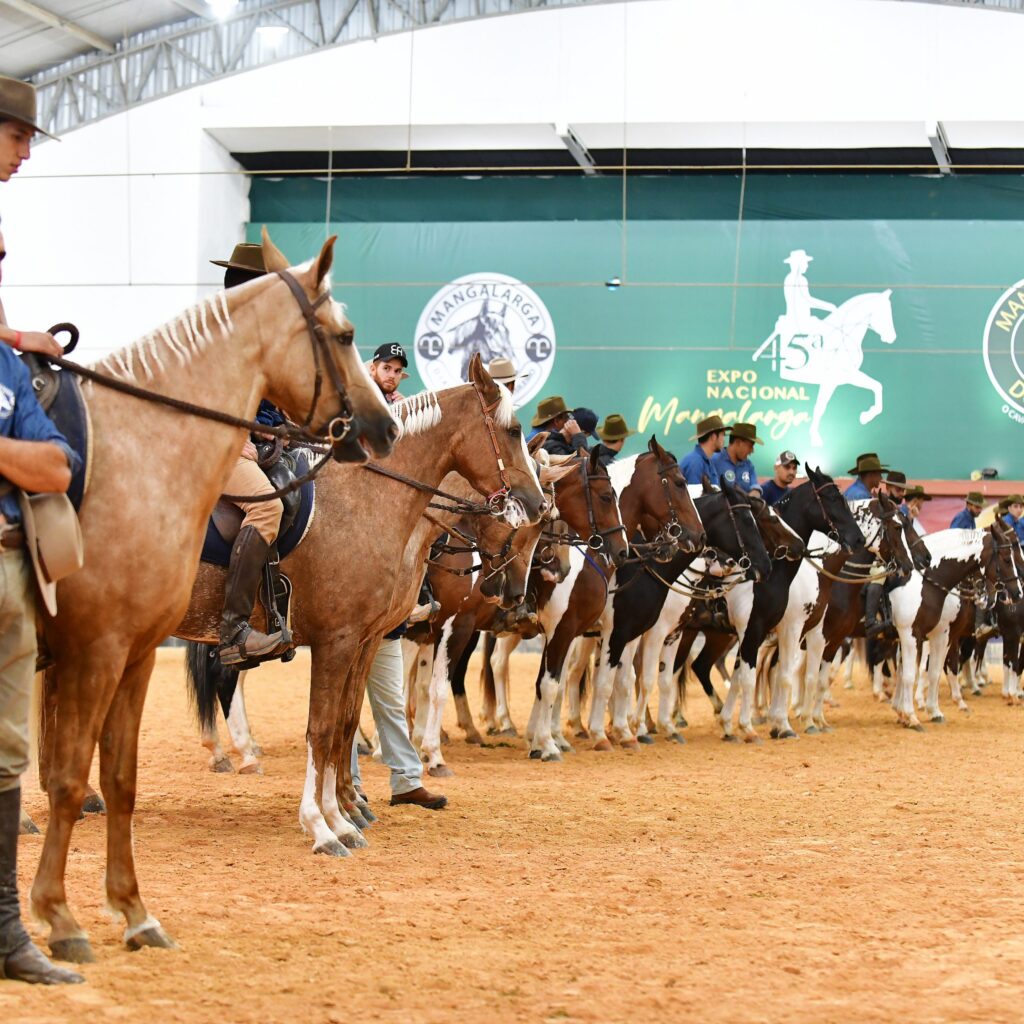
[
  {"x1": 33, "y1": 232, "x2": 397, "y2": 963},
  {"x1": 180, "y1": 357, "x2": 545, "y2": 854}
]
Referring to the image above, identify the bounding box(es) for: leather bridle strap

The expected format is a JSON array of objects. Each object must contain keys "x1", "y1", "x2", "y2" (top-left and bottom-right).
[
  {"x1": 364, "y1": 462, "x2": 492, "y2": 516},
  {"x1": 473, "y1": 384, "x2": 514, "y2": 510},
  {"x1": 578, "y1": 455, "x2": 627, "y2": 554}
]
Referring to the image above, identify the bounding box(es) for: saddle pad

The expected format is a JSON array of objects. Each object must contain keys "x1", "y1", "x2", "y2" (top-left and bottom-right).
[
  {"x1": 200, "y1": 472, "x2": 316, "y2": 568},
  {"x1": 32, "y1": 364, "x2": 90, "y2": 512}
]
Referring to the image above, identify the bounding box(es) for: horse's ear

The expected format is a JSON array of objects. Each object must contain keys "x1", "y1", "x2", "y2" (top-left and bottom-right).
[
  {"x1": 261, "y1": 226, "x2": 289, "y2": 274},
  {"x1": 314, "y1": 234, "x2": 337, "y2": 290},
  {"x1": 528, "y1": 432, "x2": 548, "y2": 455},
  {"x1": 588, "y1": 446, "x2": 602, "y2": 473},
  {"x1": 648, "y1": 435, "x2": 668, "y2": 460},
  {"x1": 540, "y1": 461, "x2": 577, "y2": 485},
  {"x1": 701, "y1": 473, "x2": 715, "y2": 494},
  {"x1": 883, "y1": 288, "x2": 892, "y2": 298},
  {"x1": 469, "y1": 352, "x2": 498, "y2": 396}
]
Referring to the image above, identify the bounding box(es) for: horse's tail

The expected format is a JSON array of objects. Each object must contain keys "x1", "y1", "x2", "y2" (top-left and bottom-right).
[{"x1": 185, "y1": 641, "x2": 237, "y2": 733}]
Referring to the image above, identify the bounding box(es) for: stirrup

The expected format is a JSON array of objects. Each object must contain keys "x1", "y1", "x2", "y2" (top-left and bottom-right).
[{"x1": 219, "y1": 624, "x2": 283, "y2": 666}]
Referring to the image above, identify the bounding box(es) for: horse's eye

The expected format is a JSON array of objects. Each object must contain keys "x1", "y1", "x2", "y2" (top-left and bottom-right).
[
  {"x1": 600, "y1": 495, "x2": 613, "y2": 505},
  {"x1": 338, "y1": 329, "x2": 354, "y2": 345},
  {"x1": 508, "y1": 426, "x2": 521, "y2": 439}
]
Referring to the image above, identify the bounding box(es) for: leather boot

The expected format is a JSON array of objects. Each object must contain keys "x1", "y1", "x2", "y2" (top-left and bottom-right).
[
  {"x1": 219, "y1": 526, "x2": 283, "y2": 667},
  {"x1": 0, "y1": 788, "x2": 83, "y2": 985}
]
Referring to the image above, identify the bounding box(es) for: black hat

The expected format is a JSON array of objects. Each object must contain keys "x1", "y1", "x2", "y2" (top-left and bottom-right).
[
  {"x1": 372, "y1": 342, "x2": 408, "y2": 368},
  {"x1": 573, "y1": 407, "x2": 600, "y2": 441}
]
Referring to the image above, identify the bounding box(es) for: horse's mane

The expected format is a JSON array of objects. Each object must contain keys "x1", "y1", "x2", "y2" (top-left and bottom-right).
[
  {"x1": 607, "y1": 454, "x2": 638, "y2": 496},
  {"x1": 926, "y1": 528, "x2": 986, "y2": 559},
  {"x1": 96, "y1": 290, "x2": 235, "y2": 382},
  {"x1": 391, "y1": 390, "x2": 442, "y2": 437}
]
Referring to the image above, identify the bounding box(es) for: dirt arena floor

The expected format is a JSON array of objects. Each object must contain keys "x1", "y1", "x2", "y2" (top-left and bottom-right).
[{"x1": 3, "y1": 648, "x2": 1024, "y2": 1023}]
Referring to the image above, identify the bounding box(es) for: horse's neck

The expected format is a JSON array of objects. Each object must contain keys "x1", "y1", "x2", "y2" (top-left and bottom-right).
[
  {"x1": 925, "y1": 533, "x2": 986, "y2": 586},
  {"x1": 778, "y1": 491, "x2": 818, "y2": 542}
]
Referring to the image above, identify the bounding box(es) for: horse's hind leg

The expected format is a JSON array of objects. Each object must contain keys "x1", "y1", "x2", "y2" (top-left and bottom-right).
[
  {"x1": 98, "y1": 651, "x2": 176, "y2": 951},
  {"x1": 224, "y1": 671, "x2": 260, "y2": 773}
]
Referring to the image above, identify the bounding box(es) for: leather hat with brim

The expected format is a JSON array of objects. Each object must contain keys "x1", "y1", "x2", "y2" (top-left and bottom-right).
[
  {"x1": 597, "y1": 414, "x2": 637, "y2": 443},
  {"x1": 966, "y1": 491, "x2": 985, "y2": 507},
  {"x1": 16, "y1": 491, "x2": 84, "y2": 617},
  {"x1": 848, "y1": 452, "x2": 888, "y2": 475},
  {"x1": 210, "y1": 242, "x2": 266, "y2": 273},
  {"x1": 903, "y1": 486, "x2": 932, "y2": 503},
  {"x1": 728, "y1": 422, "x2": 763, "y2": 446},
  {"x1": 886, "y1": 470, "x2": 907, "y2": 486},
  {"x1": 690, "y1": 414, "x2": 726, "y2": 441},
  {"x1": 0, "y1": 75, "x2": 58, "y2": 140},
  {"x1": 532, "y1": 395, "x2": 570, "y2": 428}
]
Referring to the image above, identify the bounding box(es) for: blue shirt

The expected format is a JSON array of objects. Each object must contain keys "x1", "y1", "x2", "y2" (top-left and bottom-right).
[
  {"x1": 679, "y1": 444, "x2": 719, "y2": 487},
  {"x1": 711, "y1": 450, "x2": 760, "y2": 492},
  {"x1": 1003, "y1": 512, "x2": 1024, "y2": 545},
  {"x1": 255, "y1": 399, "x2": 285, "y2": 429},
  {"x1": 949, "y1": 508, "x2": 976, "y2": 530},
  {"x1": 844, "y1": 479, "x2": 872, "y2": 501},
  {"x1": 0, "y1": 346, "x2": 79, "y2": 523},
  {"x1": 760, "y1": 479, "x2": 789, "y2": 506}
]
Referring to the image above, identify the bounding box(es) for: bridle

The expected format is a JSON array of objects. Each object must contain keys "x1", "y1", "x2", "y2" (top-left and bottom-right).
[
  {"x1": 749, "y1": 496, "x2": 803, "y2": 562},
  {"x1": 808, "y1": 479, "x2": 851, "y2": 549},
  {"x1": 424, "y1": 514, "x2": 518, "y2": 580},
  {"x1": 473, "y1": 383, "x2": 520, "y2": 518},
  {"x1": 984, "y1": 529, "x2": 1023, "y2": 604},
  {"x1": 578, "y1": 455, "x2": 627, "y2": 558}
]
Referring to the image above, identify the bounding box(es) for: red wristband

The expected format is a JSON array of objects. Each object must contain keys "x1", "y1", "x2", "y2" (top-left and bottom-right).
[{"x1": 11, "y1": 332, "x2": 21, "y2": 350}]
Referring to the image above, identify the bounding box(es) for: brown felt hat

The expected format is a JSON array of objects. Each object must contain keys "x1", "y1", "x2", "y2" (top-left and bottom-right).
[
  {"x1": 999, "y1": 494, "x2": 1024, "y2": 510},
  {"x1": 966, "y1": 491, "x2": 985, "y2": 507},
  {"x1": 532, "y1": 395, "x2": 570, "y2": 428},
  {"x1": 903, "y1": 485, "x2": 932, "y2": 503},
  {"x1": 886, "y1": 470, "x2": 907, "y2": 486},
  {"x1": 728, "y1": 422, "x2": 763, "y2": 446},
  {"x1": 597, "y1": 414, "x2": 636, "y2": 443},
  {"x1": 0, "y1": 75, "x2": 57, "y2": 140},
  {"x1": 689, "y1": 414, "x2": 726, "y2": 441},
  {"x1": 210, "y1": 242, "x2": 266, "y2": 274},
  {"x1": 848, "y1": 452, "x2": 888, "y2": 475}
]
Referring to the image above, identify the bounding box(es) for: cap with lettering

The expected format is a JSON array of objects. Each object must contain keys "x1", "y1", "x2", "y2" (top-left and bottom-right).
[{"x1": 372, "y1": 342, "x2": 408, "y2": 368}]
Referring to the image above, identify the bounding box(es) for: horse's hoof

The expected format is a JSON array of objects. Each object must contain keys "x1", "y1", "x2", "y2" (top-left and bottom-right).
[
  {"x1": 428, "y1": 765, "x2": 454, "y2": 778},
  {"x1": 722, "y1": 734, "x2": 740, "y2": 744},
  {"x1": 769, "y1": 727, "x2": 780, "y2": 739},
  {"x1": 908, "y1": 723, "x2": 926, "y2": 733},
  {"x1": 528, "y1": 749, "x2": 542, "y2": 760},
  {"x1": 574, "y1": 728, "x2": 590, "y2": 739},
  {"x1": 125, "y1": 926, "x2": 177, "y2": 953},
  {"x1": 805, "y1": 725, "x2": 819, "y2": 735},
  {"x1": 314, "y1": 839, "x2": 351, "y2": 857},
  {"x1": 237, "y1": 761, "x2": 263, "y2": 776},
  {"x1": 666, "y1": 733, "x2": 686, "y2": 745},
  {"x1": 19, "y1": 814, "x2": 40, "y2": 835},
  {"x1": 357, "y1": 804, "x2": 377, "y2": 826},
  {"x1": 779, "y1": 729, "x2": 798, "y2": 740},
  {"x1": 210, "y1": 756, "x2": 234, "y2": 774},
  {"x1": 676, "y1": 716, "x2": 689, "y2": 729},
  {"x1": 464, "y1": 733, "x2": 484, "y2": 746},
  {"x1": 636, "y1": 734, "x2": 655, "y2": 745},
  {"x1": 339, "y1": 830, "x2": 369, "y2": 851},
  {"x1": 540, "y1": 751, "x2": 562, "y2": 763},
  {"x1": 743, "y1": 733, "x2": 762, "y2": 745},
  {"x1": 497, "y1": 727, "x2": 519, "y2": 738},
  {"x1": 820, "y1": 725, "x2": 834, "y2": 733},
  {"x1": 81, "y1": 794, "x2": 106, "y2": 815},
  {"x1": 620, "y1": 739, "x2": 640, "y2": 751},
  {"x1": 347, "y1": 811, "x2": 369, "y2": 830},
  {"x1": 929, "y1": 714, "x2": 946, "y2": 725},
  {"x1": 49, "y1": 937, "x2": 95, "y2": 964}
]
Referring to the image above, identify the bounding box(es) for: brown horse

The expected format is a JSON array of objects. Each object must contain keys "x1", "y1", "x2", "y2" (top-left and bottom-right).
[
  {"x1": 179, "y1": 356, "x2": 545, "y2": 855},
  {"x1": 32, "y1": 232, "x2": 396, "y2": 964}
]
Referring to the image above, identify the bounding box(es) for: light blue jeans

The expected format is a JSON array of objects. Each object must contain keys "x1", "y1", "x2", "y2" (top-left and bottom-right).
[{"x1": 351, "y1": 638, "x2": 422, "y2": 797}]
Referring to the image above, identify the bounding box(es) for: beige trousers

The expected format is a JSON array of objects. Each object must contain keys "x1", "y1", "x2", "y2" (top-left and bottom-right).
[
  {"x1": 0, "y1": 550, "x2": 39, "y2": 793},
  {"x1": 225, "y1": 457, "x2": 284, "y2": 545}
]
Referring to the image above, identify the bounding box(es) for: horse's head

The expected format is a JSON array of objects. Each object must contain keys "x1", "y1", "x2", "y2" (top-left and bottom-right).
[
  {"x1": 748, "y1": 492, "x2": 805, "y2": 562},
  {"x1": 898, "y1": 506, "x2": 932, "y2": 571},
  {"x1": 869, "y1": 491, "x2": 914, "y2": 576},
  {"x1": 801, "y1": 467, "x2": 865, "y2": 553},
  {"x1": 986, "y1": 519, "x2": 1023, "y2": 604},
  {"x1": 870, "y1": 289, "x2": 896, "y2": 345},
  {"x1": 256, "y1": 228, "x2": 398, "y2": 462},
  {"x1": 552, "y1": 449, "x2": 629, "y2": 569},
  {"x1": 696, "y1": 482, "x2": 772, "y2": 583}
]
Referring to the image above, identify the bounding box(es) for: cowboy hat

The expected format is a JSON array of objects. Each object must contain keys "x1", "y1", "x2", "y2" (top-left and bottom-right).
[
  {"x1": 886, "y1": 470, "x2": 907, "y2": 486},
  {"x1": 848, "y1": 452, "x2": 888, "y2": 475},
  {"x1": 0, "y1": 75, "x2": 58, "y2": 140},
  {"x1": 966, "y1": 491, "x2": 985, "y2": 507},
  {"x1": 532, "y1": 395, "x2": 570, "y2": 428},
  {"x1": 487, "y1": 357, "x2": 524, "y2": 386},
  {"x1": 210, "y1": 242, "x2": 266, "y2": 274},
  {"x1": 903, "y1": 485, "x2": 932, "y2": 503},
  {"x1": 16, "y1": 491, "x2": 83, "y2": 616},
  {"x1": 728, "y1": 422, "x2": 763, "y2": 446},
  {"x1": 597, "y1": 414, "x2": 637, "y2": 443},
  {"x1": 784, "y1": 249, "x2": 812, "y2": 266},
  {"x1": 999, "y1": 494, "x2": 1024, "y2": 510},
  {"x1": 689, "y1": 414, "x2": 726, "y2": 441}
]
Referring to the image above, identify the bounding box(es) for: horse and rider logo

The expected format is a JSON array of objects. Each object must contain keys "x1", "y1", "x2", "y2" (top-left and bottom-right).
[
  {"x1": 752, "y1": 249, "x2": 896, "y2": 447},
  {"x1": 414, "y1": 273, "x2": 556, "y2": 408}
]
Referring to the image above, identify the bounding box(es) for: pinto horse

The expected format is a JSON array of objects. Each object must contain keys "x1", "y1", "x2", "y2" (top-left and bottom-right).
[{"x1": 32, "y1": 232, "x2": 396, "y2": 963}]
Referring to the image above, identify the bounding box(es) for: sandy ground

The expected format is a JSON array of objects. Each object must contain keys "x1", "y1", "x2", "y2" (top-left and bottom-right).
[{"x1": 2, "y1": 647, "x2": 1024, "y2": 1023}]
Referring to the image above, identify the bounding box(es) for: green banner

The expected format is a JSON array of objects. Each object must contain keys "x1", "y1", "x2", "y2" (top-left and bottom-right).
[{"x1": 249, "y1": 174, "x2": 1024, "y2": 479}]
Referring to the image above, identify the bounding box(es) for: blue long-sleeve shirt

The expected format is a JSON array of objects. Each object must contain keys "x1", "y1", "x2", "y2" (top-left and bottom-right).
[
  {"x1": 0, "y1": 346, "x2": 79, "y2": 523},
  {"x1": 679, "y1": 444, "x2": 719, "y2": 487},
  {"x1": 949, "y1": 508, "x2": 977, "y2": 530},
  {"x1": 1003, "y1": 512, "x2": 1024, "y2": 545}
]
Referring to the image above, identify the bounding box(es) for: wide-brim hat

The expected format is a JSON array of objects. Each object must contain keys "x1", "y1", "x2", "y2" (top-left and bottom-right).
[
  {"x1": 784, "y1": 249, "x2": 812, "y2": 266},
  {"x1": 210, "y1": 242, "x2": 266, "y2": 274},
  {"x1": 689, "y1": 414, "x2": 726, "y2": 441},
  {"x1": 532, "y1": 395, "x2": 570, "y2": 428},
  {"x1": 966, "y1": 491, "x2": 985, "y2": 507},
  {"x1": 597, "y1": 414, "x2": 637, "y2": 443},
  {"x1": 16, "y1": 492, "x2": 84, "y2": 617},
  {"x1": 903, "y1": 485, "x2": 932, "y2": 503},
  {"x1": 886, "y1": 470, "x2": 907, "y2": 486},
  {"x1": 848, "y1": 452, "x2": 888, "y2": 475},
  {"x1": 728, "y1": 422, "x2": 763, "y2": 446},
  {"x1": 0, "y1": 75, "x2": 58, "y2": 140},
  {"x1": 999, "y1": 494, "x2": 1024, "y2": 510},
  {"x1": 487, "y1": 357, "x2": 524, "y2": 386}
]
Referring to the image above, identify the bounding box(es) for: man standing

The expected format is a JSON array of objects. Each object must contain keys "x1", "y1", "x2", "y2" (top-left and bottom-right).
[
  {"x1": 591, "y1": 414, "x2": 636, "y2": 469},
  {"x1": 369, "y1": 343, "x2": 409, "y2": 404},
  {"x1": 679, "y1": 414, "x2": 726, "y2": 486},
  {"x1": 530, "y1": 396, "x2": 589, "y2": 457},
  {"x1": 0, "y1": 74, "x2": 84, "y2": 986},
  {"x1": 760, "y1": 450, "x2": 800, "y2": 506},
  {"x1": 711, "y1": 422, "x2": 763, "y2": 494},
  {"x1": 844, "y1": 453, "x2": 887, "y2": 500},
  {"x1": 950, "y1": 491, "x2": 985, "y2": 529}
]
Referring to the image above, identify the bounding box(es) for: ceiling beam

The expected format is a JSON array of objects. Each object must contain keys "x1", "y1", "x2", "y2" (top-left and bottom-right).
[
  {"x1": 0, "y1": 0, "x2": 115, "y2": 52},
  {"x1": 172, "y1": 0, "x2": 215, "y2": 17}
]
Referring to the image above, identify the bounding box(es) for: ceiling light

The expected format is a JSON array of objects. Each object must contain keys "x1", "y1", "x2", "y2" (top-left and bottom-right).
[{"x1": 208, "y1": 0, "x2": 239, "y2": 20}]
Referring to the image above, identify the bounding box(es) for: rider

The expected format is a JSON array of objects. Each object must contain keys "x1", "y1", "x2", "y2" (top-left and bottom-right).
[
  {"x1": 0, "y1": 74, "x2": 85, "y2": 987},
  {"x1": 902, "y1": 485, "x2": 931, "y2": 537},
  {"x1": 760, "y1": 450, "x2": 800, "y2": 506},
  {"x1": 1000, "y1": 494, "x2": 1024, "y2": 545},
  {"x1": 950, "y1": 491, "x2": 985, "y2": 529},
  {"x1": 844, "y1": 453, "x2": 886, "y2": 501},
  {"x1": 781, "y1": 249, "x2": 837, "y2": 349},
  {"x1": 679, "y1": 414, "x2": 726, "y2": 486},
  {"x1": 591, "y1": 414, "x2": 636, "y2": 469},
  {"x1": 369, "y1": 343, "x2": 409, "y2": 404},
  {"x1": 210, "y1": 243, "x2": 286, "y2": 667},
  {"x1": 884, "y1": 470, "x2": 908, "y2": 505},
  {"x1": 530, "y1": 396, "x2": 590, "y2": 458},
  {"x1": 711, "y1": 423, "x2": 763, "y2": 494}
]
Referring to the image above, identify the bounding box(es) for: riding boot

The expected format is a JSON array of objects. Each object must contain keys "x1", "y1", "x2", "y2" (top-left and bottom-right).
[
  {"x1": 219, "y1": 526, "x2": 283, "y2": 667},
  {"x1": 0, "y1": 787, "x2": 83, "y2": 985},
  {"x1": 864, "y1": 582, "x2": 885, "y2": 638}
]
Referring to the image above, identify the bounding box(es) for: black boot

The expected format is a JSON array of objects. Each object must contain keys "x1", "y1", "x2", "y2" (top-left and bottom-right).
[
  {"x1": 219, "y1": 526, "x2": 283, "y2": 667},
  {"x1": 0, "y1": 788, "x2": 83, "y2": 985}
]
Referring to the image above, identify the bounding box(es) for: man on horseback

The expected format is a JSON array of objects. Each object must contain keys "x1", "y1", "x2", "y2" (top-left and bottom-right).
[
  {"x1": 711, "y1": 422, "x2": 763, "y2": 494},
  {"x1": 591, "y1": 414, "x2": 636, "y2": 468},
  {"x1": 0, "y1": 74, "x2": 84, "y2": 986},
  {"x1": 950, "y1": 491, "x2": 985, "y2": 529},
  {"x1": 210, "y1": 244, "x2": 287, "y2": 667},
  {"x1": 530, "y1": 395, "x2": 590, "y2": 457},
  {"x1": 844, "y1": 453, "x2": 887, "y2": 501},
  {"x1": 679, "y1": 414, "x2": 726, "y2": 486}
]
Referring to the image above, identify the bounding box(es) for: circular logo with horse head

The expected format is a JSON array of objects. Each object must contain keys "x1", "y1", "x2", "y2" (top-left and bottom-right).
[
  {"x1": 984, "y1": 277, "x2": 1024, "y2": 418},
  {"x1": 414, "y1": 273, "x2": 556, "y2": 408}
]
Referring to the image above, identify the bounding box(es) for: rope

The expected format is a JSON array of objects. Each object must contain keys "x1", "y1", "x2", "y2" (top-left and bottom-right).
[{"x1": 802, "y1": 553, "x2": 893, "y2": 586}]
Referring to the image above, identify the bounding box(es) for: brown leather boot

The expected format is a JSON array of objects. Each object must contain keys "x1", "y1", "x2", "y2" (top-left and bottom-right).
[
  {"x1": 219, "y1": 526, "x2": 283, "y2": 667},
  {"x1": 389, "y1": 787, "x2": 448, "y2": 810},
  {"x1": 0, "y1": 788, "x2": 83, "y2": 985}
]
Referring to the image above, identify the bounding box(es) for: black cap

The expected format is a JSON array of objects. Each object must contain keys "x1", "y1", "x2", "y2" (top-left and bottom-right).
[
  {"x1": 573, "y1": 407, "x2": 600, "y2": 440},
  {"x1": 372, "y1": 342, "x2": 408, "y2": 368}
]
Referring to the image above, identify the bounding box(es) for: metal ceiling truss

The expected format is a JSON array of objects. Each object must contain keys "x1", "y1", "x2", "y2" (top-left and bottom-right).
[{"x1": 30, "y1": 0, "x2": 594, "y2": 137}]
